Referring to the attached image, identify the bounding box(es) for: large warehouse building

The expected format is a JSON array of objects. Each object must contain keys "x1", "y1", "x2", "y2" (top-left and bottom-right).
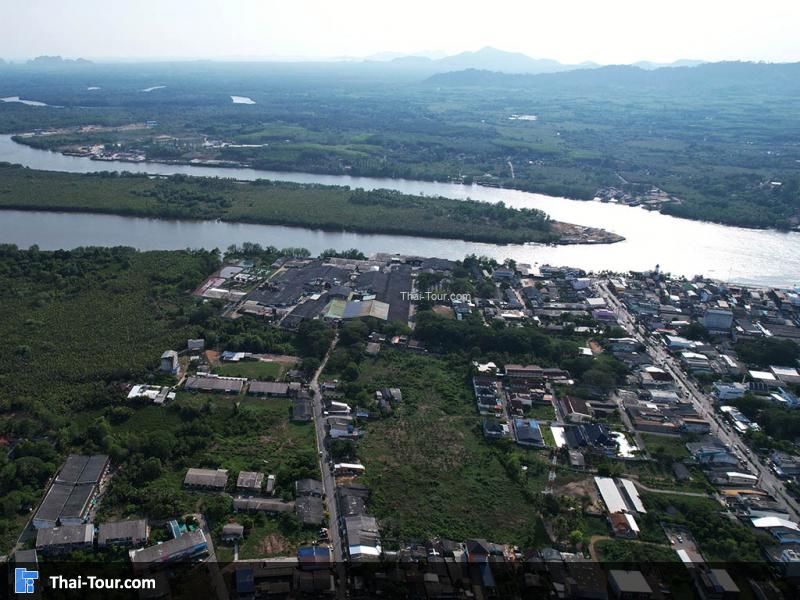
[{"x1": 33, "y1": 455, "x2": 109, "y2": 529}]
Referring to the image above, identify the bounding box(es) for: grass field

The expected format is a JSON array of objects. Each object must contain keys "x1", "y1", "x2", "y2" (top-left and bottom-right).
[
  {"x1": 641, "y1": 434, "x2": 690, "y2": 461},
  {"x1": 524, "y1": 403, "x2": 555, "y2": 421},
  {"x1": 214, "y1": 361, "x2": 283, "y2": 380},
  {"x1": 354, "y1": 351, "x2": 549, "y2": 546},
  {"x1": 236, "y1": 519, "x2": 317, "y2": 560}
]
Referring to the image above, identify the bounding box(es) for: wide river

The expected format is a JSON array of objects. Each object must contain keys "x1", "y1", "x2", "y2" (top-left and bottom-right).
[{"x1": 0, "y1": 134, "x2": 798, "y2": 286}]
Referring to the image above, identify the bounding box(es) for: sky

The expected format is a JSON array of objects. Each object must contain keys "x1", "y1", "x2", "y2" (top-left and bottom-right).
[{"x1": 1, "y1": 0, "x2": 798, "y2": 64}]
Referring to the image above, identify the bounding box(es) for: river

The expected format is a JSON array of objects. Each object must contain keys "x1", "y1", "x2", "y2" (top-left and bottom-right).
[{"x1": 0, "y1": 134, "x2": 798, "y2": 286}]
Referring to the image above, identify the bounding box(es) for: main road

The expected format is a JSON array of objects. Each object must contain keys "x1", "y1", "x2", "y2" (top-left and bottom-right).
[
  {"x1": 596, "y1": 281, "x2": 800, "y2": 522},
  {"x1": 308, "y1": 334, "x2": 347, "y2": 598}
]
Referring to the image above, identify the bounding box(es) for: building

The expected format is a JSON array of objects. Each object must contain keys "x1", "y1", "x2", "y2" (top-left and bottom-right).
[
  {"x1": 183, "y1": 468, "x2": 229, "y2": 490},
  {"x1": 514, "y1": 418, "x2": 545, "y2": 447},
  {"x1": 345, "y1": 515, "x2": 381, "y2": 561},
  {"x1": 295, "y1": 479, "x2": 323, "y2": 498},
  {"x1": 292, "y1": 397, "x2": 313, "y2": 422},
  {"x1": 295, "y1": 496, "x2": 325, "y2": 525},
  {"x1": 608, "y1": 570, "x2": 653, "y2": 599},
  {"x1": 184, "y1": 374, "x2": 244, "y2": 394},
  {"x1": 130, "y1": 529, "x2": 208, "y2": 568},
  {"x1": 298, "y1": 546, "x2": 331, "y2": 571},
  {"x1": 683, "y1": 418, "x2": 712, "y2": 434},
  {"x1": 595, "y1": 477, "x2": 629, "y2": 514},
  {"x1": 187, "y1": 339, "x2": 205, "y2": 352},
  {"x1": 222, "y1": 523, "x2": 245, "y2": 543},
  {"x1": 751, "y1": 516, "x2": 800, "y2": 544},
  {"x1": 236, "y1": 471, "x2": 264, "y2": 493},
  {"x1": 764, "y1": 543, "x2": 800, "y2": 579},
  {"x1": 483, "y1": 418, "x2": 510, "y2": 439},
  {"x1": 36, "y1": 523, "x2": 94, "y2": 554},
  {"x1": 97, "y1": 519, "x2": 149, "y2": 548},
  {"x1": 160, "y1": 350, "x2": 179, "y2": 374},
  {"x1": 14, "y1": 549, "x2": 38, "y2": 567},
  {"x1": 703, "y1": 308, "x2": 733, "y2": 332},
  {"x1": 770, "y1": 365, "x2": 800, "y2": 385},
  {"x1": 692, "y1": 568, "x2": 740, "y2": 600},
  {"x1": 33, "y1": 454, "x2": 109, "y2": 529},
  {"x1": 771, "y1": 452, "x2": 800, "y2": 478},
  {"x1": 248, "y1": 381, "x2": 289, "y2": 397},
  {"x1": 504, "y1": 364, "x2": 544, "y2": 380},
  {"x1": 609, "y1": 513, "x2": 639, "y2": 539},
  {"x1": 562, "y1": 396, "x2": 592, "y2": 423},
  {"x1": 233, "y1": 497, "x2": 294, "y2": 513}
]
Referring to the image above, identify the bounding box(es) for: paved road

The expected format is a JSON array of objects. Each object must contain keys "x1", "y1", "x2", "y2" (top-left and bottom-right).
[
  {"x1": 308, "y1": 334, "x2": 347, "y2": 598},
  {"x1": 597, "y1": 281, "x2": 800, "y2": 522}
]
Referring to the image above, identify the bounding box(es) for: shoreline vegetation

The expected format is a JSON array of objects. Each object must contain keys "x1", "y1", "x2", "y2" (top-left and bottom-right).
[{"x1": 0, "y1": 163, "x2": 624, "y2": 245}]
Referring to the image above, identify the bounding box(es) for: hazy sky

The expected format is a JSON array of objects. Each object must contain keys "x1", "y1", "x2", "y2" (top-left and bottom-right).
[{"x1": 1, "y1": 0, "x2": 798, "y2": 64}]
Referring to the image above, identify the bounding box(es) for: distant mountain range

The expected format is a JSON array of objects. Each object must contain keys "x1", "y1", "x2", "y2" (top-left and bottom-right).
[
  {"x1": 366, "y1": 47, "x2": 704, "y2": 75},
  {"x1": 424, "y1": 61, "x2": 800, "y2": 95}
]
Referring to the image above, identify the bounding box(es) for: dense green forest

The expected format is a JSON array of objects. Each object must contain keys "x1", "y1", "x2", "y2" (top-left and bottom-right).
[
  {"x1": 1, "y1": 60, "x2": 798, "y2": 228},
  {"x1": 0, "y1": 245, "x2": 320, "y2": 550},
  {"x1": 0, "y1": 246, "x2": 210, "y2": 546},
  {"x1": 0, "y1": 164, "x2": 558, "y2": 244}
]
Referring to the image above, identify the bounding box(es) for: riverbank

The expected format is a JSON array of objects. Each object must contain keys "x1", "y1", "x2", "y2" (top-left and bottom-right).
[{"x1": 0, "y1": 163, "x2": 622, "y2": 246}]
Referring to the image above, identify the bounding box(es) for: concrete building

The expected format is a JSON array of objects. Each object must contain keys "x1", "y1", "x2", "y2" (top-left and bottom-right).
[
  {"x1": 130, "y1": 529, "x2": 208, "y2": 569},
  {"x1": 295, "y1": 479, "x2": 323, "y2": 498},
  {"x1": 703, "y1": 308, "x2": 733, "y2": 332},
  {"x1": 184, "y1": 374, "x2": 244, "y2": 394},
  {"x1": 183, "y1": 468, "x2": 229, "y2": 490},
  {"x1": 97, "y1": 519, "x2": 149, "y2": 548},
  {"x1": 236, "y1": 471, "x2": 264, "y2": 493},
  {"x1": 36, "y1": 523, "x2": 94, "y2": 554}
]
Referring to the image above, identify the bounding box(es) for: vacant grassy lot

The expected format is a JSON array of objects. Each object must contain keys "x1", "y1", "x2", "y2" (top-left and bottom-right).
[
  {"x1": 354, "y1": 351, "x2": 549, "y2": 546},
  {"x1": 641, "y1": 434, "x2": 690, "y2": 461},
  {"x1": 214, "y1": 361, "x2": 283, "y2": 380},
  {"x1": 236, "y1": 518, "x2": 317, "y2": 560}
]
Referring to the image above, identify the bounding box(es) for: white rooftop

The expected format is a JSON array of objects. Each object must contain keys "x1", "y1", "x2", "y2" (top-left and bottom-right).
[
  {"x1": 751, "y1": 516, "x2": 799, "y2": 530},
  {"x1": 595, "y1": 476, "x2": 627, "y2": 514}
]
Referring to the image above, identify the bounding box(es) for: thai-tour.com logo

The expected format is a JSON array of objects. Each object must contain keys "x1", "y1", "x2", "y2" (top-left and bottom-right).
[
  {"x1": 14, "y1": 568, "x2": 38, "y2": 594},
  {"x1": 14, "y1": 567, "x2": 156, "y2": 595}
]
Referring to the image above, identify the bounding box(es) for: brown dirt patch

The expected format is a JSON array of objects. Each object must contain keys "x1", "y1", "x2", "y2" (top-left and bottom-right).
[
  {"x1": 554, "y1": 477, "x2": 602, "y2": 510},
  {"x1": 258, "y1": 534, "x2": 288, "y2": 556}
]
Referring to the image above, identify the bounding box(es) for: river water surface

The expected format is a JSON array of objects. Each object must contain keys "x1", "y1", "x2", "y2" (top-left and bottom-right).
[{"x1": 0, "y1": 135, "x2": 798, "y2": 286}]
